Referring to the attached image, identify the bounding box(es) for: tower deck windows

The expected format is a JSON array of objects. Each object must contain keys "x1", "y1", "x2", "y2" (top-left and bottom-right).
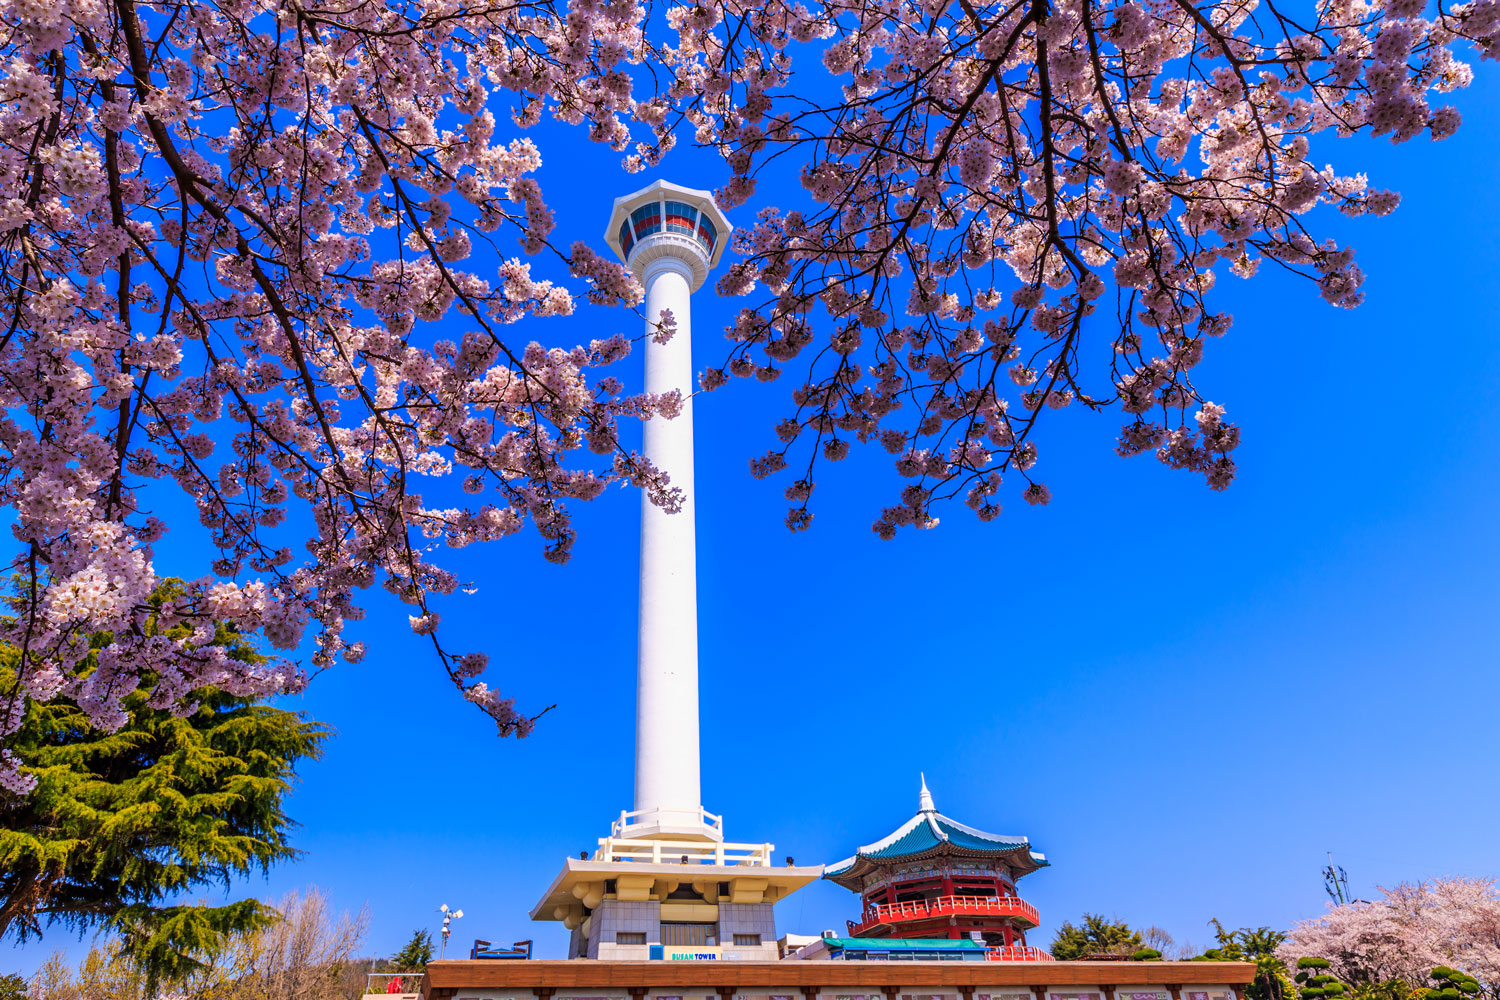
[
  {"x1": 696, "y1": 214, "x2": 718, "y2": 253},
  {"x1": 608, "y1": 183, "x2": 729, "y2": 284},
  {"x1": 665, "y1": 200, "x2": 699, "y2": 237},
  {"x1": 631, "y1": 203, "x2": 661, "y2": 238}
]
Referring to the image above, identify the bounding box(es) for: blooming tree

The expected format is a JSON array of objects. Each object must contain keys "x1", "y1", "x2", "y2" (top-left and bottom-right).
[
  {"x1": 1283, "y1": 878, "x2": 1500, "y2": 996},
  {"x1": 679, "y1": 0, "x2": 1494, "y2": 533},
  {"x1": 0, "y1": 0, "x2": 1496, "y2": 789},
  {"x1": 0, "y1": 0, "x2": 675, "y2": 791}
]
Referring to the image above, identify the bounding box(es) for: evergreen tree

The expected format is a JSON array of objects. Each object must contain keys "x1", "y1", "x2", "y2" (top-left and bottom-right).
[
  {"x1": 390, "y1": 929, "x2": 435, "y2": 972},
  {"x1": 1296, "y1": 957, "x2": 1351, "y2": 1000},
  {"x1": 0, "y1": 582, "x2": 327, "y2": 987},
  {"x1": 1049, "y1": 914, "x2": 1144, "y2": 959},
  {"x1": 0, "y1": 972, "x2": 25, "y2": 1000},
  {"x1": 1195, "y1": 921, "x2": 1296, "y2": 1000},
  {"x1": 1427, "y1": 968, "x2": 1484, "y2": 1000}
]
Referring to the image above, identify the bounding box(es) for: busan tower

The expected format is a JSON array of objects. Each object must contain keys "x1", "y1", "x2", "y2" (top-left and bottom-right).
[{"x1": 529, "y1": 181, "x2": 821, "y2": 960}]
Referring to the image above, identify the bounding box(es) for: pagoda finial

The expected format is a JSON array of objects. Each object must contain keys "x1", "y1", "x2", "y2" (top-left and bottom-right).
[{"x1": 918, "y1": 773, "x2": 935, "y2": 812}]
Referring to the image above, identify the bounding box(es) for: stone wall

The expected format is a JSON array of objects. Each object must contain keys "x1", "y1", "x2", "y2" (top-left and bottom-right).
[
  {"x1": 590, "y1": 899, "x2": 661, "y2": 960},
  {"x1": 718, "y1": 903, "x2": 779, "y2": 960}
]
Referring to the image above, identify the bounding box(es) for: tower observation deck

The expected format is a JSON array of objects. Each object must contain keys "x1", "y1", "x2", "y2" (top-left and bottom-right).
[{"x1": 528, "y1": 181, "x2": 821, "y2": 960}]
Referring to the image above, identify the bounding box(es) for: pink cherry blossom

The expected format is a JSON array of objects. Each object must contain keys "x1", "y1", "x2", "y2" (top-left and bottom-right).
[
  {"x1": 1283, "y1": 878, "x2": 1500, "y2": 994},
  {"x1": 0, "y1": 0, "x2": 1494, "y2": 789},
  {"x1": 0, "y1": 0, "x2": 680, "y2": 790},
  {"x1": 674, "y1": 0, "x2": 1491, "y2": 539}
]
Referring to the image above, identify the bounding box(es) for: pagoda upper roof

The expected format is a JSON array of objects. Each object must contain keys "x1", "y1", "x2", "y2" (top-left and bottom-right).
[{"x1": 823, "y1": 776, "x2": 1047, "y2": 890}]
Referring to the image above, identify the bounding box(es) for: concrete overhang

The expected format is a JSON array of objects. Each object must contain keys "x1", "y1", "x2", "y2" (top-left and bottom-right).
[{"x1": 530, "y1": 857, "x2": 824, "y2": 922}]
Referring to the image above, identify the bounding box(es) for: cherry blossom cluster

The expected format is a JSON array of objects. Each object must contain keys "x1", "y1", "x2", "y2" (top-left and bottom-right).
[
  {"x1": 1284, "y1": 877, "x2": 1500, "y2": 995},
  {"x1": 660, "y1": 0, "x2": 1492, "y2": 534},
  {"x1": 0, "y1": 0, "x2": 678, "y2": 790},
  {"x1": 1, "y1": 0, "x2": 1495, "y2": 782}
]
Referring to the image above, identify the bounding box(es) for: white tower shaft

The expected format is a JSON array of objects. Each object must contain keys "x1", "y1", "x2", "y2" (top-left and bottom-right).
[{"x1": 634, "y1": 256, "x2": 704, "y2": 838}]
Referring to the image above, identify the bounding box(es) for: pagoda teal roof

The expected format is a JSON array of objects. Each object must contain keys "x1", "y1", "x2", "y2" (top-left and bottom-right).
[{"x1": 823, "y1": 776, "x2": 1047, "y2": 889}]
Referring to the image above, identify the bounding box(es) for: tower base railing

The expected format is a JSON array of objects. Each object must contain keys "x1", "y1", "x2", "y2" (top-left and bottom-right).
[
  {"x1": 593, "y1": 837, "x2": 771, "y2": 867},
  {"x1": 610, "y1": 806, "x2": 723, "y2": 838}
]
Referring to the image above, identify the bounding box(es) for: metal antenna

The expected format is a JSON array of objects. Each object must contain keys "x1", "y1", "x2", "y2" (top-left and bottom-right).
[{"x1": 1323, "y1": 852, "x2": 1351, "y2": 905}]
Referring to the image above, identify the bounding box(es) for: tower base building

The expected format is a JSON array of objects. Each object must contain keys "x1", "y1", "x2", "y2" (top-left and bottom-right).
[{"x1": 529, "y1": 832, "x2": 821, "y2": 960}]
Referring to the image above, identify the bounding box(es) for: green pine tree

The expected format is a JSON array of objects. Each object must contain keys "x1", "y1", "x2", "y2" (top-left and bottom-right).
[
  {"x1": 1195, "y1": 921, "x2": 1295, "y2": 1000},
  {"x1": 1426, "y1": 968, "x2": 1482, "y2": 1000},
  {"x1": 390, "y1": 929, "x2": 435, "y2": 972},
  {"x1": 0, "y1": 581, "x2": 328, "y2": 988},
  {"x1": 1049, "y1": 914, "x2": 1144, "y2": 959},
  {"x1": 1295, "y1": 957, "x2": 1351, "y2": 1000}
]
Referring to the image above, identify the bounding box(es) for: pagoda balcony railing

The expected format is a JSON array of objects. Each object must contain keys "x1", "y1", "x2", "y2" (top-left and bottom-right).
[
  {"x1": 985, "y1": 946, "x2": 1054, "y2": 961},
  {"x1": 848, "y1": 894, "x2": 1041, "y2": 935}
]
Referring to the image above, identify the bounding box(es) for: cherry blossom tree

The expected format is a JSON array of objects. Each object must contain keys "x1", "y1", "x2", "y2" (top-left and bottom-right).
[
  {"x1": 0, "y1": 0, "x2": 674, "y2": 791},
  {"x1": 0, "y1": 0, "x2": 1496, "y2": 790},
  {"x1": 680, "y1": 0, "x2": 1495, "y2": 533},
  {"x1": 1283, "y1": 878, "x2": 1500, "y2": 997}
]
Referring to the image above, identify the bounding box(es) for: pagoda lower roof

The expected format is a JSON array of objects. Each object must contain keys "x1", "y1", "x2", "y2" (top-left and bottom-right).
[
  {"x1": 821, "y1": 937, "x2": 986, "y2": 952},
  {"x1": 824, "y1": 807, "x2": 1046, "y2": 890}
]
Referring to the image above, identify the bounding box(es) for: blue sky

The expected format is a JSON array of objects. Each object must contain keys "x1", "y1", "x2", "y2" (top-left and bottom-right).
[{"x1": 11, "y1": 44, "x2": 1500, "y2": 974}]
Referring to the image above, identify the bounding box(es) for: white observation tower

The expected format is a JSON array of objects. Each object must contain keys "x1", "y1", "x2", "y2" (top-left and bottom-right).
[
  {"x1": 610, "y1": 181, "x2": 724, "y2": 843},
  {"x1": 528, "y1": 181, "x2": 821, "y2": 960}
]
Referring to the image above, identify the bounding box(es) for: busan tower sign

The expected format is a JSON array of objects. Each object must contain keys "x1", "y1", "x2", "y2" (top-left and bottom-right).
[{"x1": 528, "y1": 181, "x2": 821, "y2": 961}]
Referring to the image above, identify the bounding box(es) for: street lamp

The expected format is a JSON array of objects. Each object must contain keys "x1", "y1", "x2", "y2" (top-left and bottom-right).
[{"x1": 438, "y1": 903, "x2": 464, "y2": 958}]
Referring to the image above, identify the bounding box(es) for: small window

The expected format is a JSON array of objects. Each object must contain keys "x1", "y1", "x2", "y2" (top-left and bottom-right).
[
  {"x1": 732, "y1": 933, "x2": 761, "y2": 946},
  {"x1": 616, "y1": 931, "x2": 646, "y2": 945},
  {"x1": 618, "y1": 220, "x2": 634, "y2": 257}
]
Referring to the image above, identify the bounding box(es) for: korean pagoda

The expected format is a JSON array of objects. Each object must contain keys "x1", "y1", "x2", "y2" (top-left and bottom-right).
[{"x1": 819, "y1": 776, "x2": 1050, "y2": 960}]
